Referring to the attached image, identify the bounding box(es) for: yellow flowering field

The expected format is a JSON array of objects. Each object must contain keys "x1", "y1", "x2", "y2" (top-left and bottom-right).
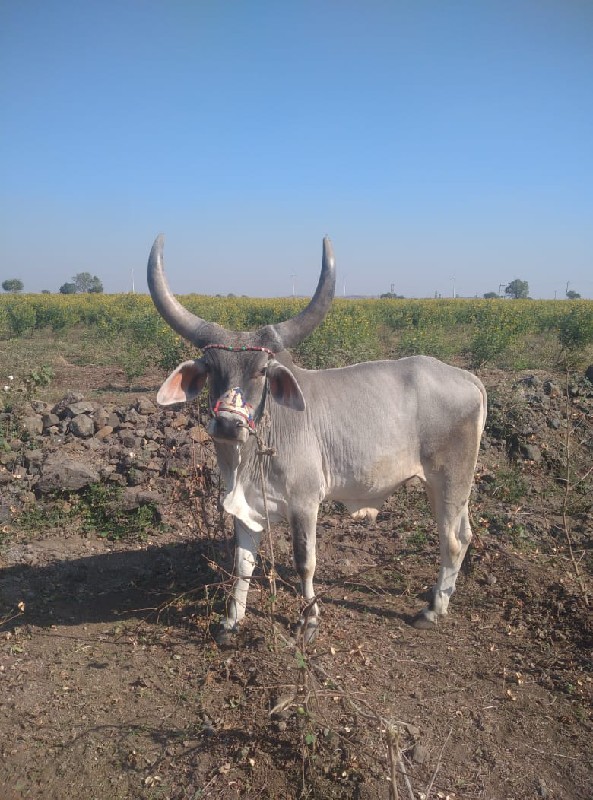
[{"x1": 1, "y1": 293, "x2": 592, "y2": 373}]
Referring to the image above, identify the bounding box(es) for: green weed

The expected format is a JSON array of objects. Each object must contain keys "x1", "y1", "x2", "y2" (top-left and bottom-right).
[{"x1": 17, "y1": 484, "x2": 161, "y2": 541}]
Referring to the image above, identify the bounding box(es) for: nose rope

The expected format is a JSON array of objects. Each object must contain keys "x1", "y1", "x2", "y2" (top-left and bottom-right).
[{"x1": 211, "y1": 387, "x2": 256, "y2": 430}]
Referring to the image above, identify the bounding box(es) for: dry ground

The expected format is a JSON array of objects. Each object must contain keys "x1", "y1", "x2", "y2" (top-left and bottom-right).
[{"x1": 0, "y1": 361, "x2": 591, "y2": 800}]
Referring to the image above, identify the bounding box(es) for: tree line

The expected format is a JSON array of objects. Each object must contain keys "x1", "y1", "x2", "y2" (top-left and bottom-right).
[
  {"x1": 483, "y1": 278, "x2": 581, "y2": 300},
  {"x1": 2, "y1": 272, "x2": 104, "y2": 294},
  {"x1": 0, "y1": 274, "x2": 584, "y2": 300}
]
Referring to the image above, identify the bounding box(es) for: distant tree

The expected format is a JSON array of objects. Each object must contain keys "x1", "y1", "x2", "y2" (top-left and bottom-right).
[
  {"x1": 566, "y1": 289, "x2": 581, "y2": 300},
  {"x1": 505, "y1": 279, "x2": 529, "y2": 300},
  {"x1": 59, "y1": 282, "x2": 77, "y2": 294},
  {"x1": 483, "y1": 291, "x2": 499, "y2": 299},
  {"x1": 2, "y1": 278, "x2": 24, "y2": 293},
  {"x1": 72, "y1": 272, "x2": 103, "y2": 293},
  {"x1": 87, "y1": 277, "x2": 103, "y2": 293},
  {"x1": 41, "y1": 289, "x2": 51, "y2": 294},
  {"x1": 380, "y1": 291, "x2": 404, "y2": 299}
]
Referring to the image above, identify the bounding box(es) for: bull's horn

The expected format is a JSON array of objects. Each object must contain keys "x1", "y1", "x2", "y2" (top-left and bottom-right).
[
  {"x1": 147, "y1": 235, "x2": 232, "y2": 348},
  {"x1": 262, "y1": 236, "x2": 336, "y2": 349},
  {"x1": 147, "y1": 235, "x2": 336, "y2": 352}
]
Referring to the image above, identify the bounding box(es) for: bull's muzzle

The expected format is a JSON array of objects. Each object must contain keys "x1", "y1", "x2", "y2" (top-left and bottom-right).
[{"x1": 207, "y1": 387, "x2": 254, "y2": 443}]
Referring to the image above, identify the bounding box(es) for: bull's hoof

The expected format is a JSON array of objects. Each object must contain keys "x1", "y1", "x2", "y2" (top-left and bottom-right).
[
  {"x1": 412, "y1": 608, "x2": 438, "y2": 630},
  {"x1": 214, "y1": 624, "x2": 238, "y2": 648}
]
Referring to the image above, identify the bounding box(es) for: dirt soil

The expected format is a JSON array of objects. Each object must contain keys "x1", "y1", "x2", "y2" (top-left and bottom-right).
[{"x1": 1, "y1": 364, "x2": 592, "y2": 800}]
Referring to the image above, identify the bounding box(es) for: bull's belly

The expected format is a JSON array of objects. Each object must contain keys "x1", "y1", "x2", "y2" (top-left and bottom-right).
[{"x1": 324, "y1": 454, "x2": 424, "y2": 510}]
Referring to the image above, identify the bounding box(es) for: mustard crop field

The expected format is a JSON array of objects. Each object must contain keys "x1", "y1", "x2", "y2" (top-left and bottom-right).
[{"x1": 1, "y1": 294, "x2": 593, "y2": 379}]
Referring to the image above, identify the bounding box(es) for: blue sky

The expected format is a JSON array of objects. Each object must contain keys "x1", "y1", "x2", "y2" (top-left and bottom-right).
[{"x1": 1, "y1": 1, "x2": 592, "y2": 299}]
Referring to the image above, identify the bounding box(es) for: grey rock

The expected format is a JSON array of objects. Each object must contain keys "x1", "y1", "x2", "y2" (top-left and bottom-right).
[
  {"x1": 169, "y1": 413, "x2": 189, "y2": 430},
  {"x1": 30, "y1": 400, "x2": 50, "y2": 413},
  {"x1": 21, "y1": 415, "x2": 43, "y2": 437},
  {"x1": 119, "y1": 431, "x2": 140, "y2": 450},
  {"x1": 107, "y1": 412, "x2": 121, "y2": 428},
  {"x1": 543, "y1": 380, "x2": 561, "y2": 397},
  {"x1": 24, "y1": 449, "x2": 44, "y2": 469},
  {"x1": 117, "y1": 487, "x2": 161, "y2": 512},
  {"x1": 136, "y1": 397, "x2": 157, "y2": 415},
  {"x1": 519, "y1": 443, "x2": 542, "y2": 462},
  {"x1": 116, "y1": 421, "x2": 134, "y2": 431},
  {"x1": 38, "y1": 457, "x2": 100, "y2": 492},
  {"x1": 127, "y1": 468, "x2": 147, "y2": 486},
  {"x1": 521, "y1": 375, "x2": 541, "y2": 388},
  {"x1": 70, "y1": 414, "x2": 95, "y2": 438},
  {"x1": 66, "y1": 401, "x2": 96, "y2": 416},
  {"x1": 42, "y1": 412, "x2": 60, "y2": 430},
  {"x1": 84, "y1": 437, "x2": 105, "y2": 452},
  {"x1": 124, "y1": 409, "x2": 148, "y2": 426},
  {"x1": 143, "y1": 441, "x2": 160, "y2": 454},
  {"x1": 189, "y1": 425, "x2": 210, "y2": 443},
  {"x1": 93, "y1": 407, "x2": 110, "y2": 429}
]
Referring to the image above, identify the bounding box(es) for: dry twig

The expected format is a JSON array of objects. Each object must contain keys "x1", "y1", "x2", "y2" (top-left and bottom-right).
[{"x1": 561, "y1": 368, "x2": 590, "y2": 607}]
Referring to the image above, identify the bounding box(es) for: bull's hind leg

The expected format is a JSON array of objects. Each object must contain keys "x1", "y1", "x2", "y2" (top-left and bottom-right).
[
  {"x1": 220, "y1": 519, "x2": 262, "y2": 635},
  {"x1": 289, "y1": 504, "x2": 320, "y2": 643},
  {"x1": 413, "y1": 481, "x2": 473, "y2": 629}
]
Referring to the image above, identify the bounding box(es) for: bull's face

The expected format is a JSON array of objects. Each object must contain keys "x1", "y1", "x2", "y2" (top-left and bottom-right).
[
  {"x1": 147, "y1": 234, "x2": 335, "y2": 442},
  {"x1": 156, "y1": 346, "x2": 305, "y2": 444}
]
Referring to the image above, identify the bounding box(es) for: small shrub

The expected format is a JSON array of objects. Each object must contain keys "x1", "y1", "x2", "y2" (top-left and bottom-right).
[
  {"x1": 18, "y1": 484, "x2": 162, "y2": 541},
  {"x1": 5, "y1": 300, "x2": 37, "y2": 336},
  {"x1": 78, "y1": 483, "x2": 160, "y2": 540},
  {"x1": 558, "y1": 304, "x2": 593, "y2": 367},
  {"x1": 489, "y1": 467, "x2": 529, "y2": 503}
]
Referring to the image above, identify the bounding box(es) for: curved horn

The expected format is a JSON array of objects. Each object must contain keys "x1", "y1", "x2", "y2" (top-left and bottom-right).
[
  {"x1": 147, "y1": 235, "x2": 232, "y2": 348},
  {"x1": 260, "y1": 236, "x2": 336, "y2": 350},
  {"x1": 147, "y1": 235, "x2": 336, "y2": 352}
]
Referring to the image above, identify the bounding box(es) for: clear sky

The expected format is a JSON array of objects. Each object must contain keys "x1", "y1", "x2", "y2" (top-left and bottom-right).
[{"x1": 1, "y1": 1, "x2": 592, "y2": 299}]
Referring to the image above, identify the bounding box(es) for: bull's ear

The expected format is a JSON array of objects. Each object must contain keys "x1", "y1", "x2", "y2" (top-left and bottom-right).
[
  {"x1": 266, "y1": 360, "x2": 305, "y2": 411},
  {"x1": 156, "y1": 359, "x2": 208, "y2": 406}
]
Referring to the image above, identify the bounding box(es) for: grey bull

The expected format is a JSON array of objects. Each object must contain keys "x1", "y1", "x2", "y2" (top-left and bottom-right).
[{"x1": 147, "y1": 235, "x2": 487, "y2": 642}]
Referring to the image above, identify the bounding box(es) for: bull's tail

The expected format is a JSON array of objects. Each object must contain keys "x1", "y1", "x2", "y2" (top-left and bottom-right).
[{"x1": 476, "y1": 378, "x2": 488, "y2": 433}]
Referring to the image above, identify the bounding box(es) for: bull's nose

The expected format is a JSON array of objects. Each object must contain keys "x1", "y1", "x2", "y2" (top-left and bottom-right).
[{"x1": 207, "y1": 413, "x2": 250, "y2": 442}]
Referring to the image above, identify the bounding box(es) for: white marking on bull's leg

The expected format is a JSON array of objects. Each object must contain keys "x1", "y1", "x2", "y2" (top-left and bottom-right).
[
  {"x1": 289, "y1": 504, "x2": 319, "y2": 642},
  {"x1": 414, "y1": 479, "x2": 473, "y2": 629},
  {"x1": 222, "y1": 519, "x2": 262, "y2": 631},
  {"x1": 431, "y1": 505, "x2": 472, "y2": 616}
]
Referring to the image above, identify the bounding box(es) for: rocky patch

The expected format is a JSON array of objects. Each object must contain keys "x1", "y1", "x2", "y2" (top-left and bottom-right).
[{"x1": 0, "y1": 395, "x2": 216, "y2": 530}]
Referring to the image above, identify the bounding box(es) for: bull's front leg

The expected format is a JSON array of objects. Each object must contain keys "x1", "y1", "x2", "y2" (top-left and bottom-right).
[
  {"x1": 289, "y1": 504, "x2": 319, "y2": 643},
  {"x1": 218, "y1": 518, "x2": 261, "y2": 642}
]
